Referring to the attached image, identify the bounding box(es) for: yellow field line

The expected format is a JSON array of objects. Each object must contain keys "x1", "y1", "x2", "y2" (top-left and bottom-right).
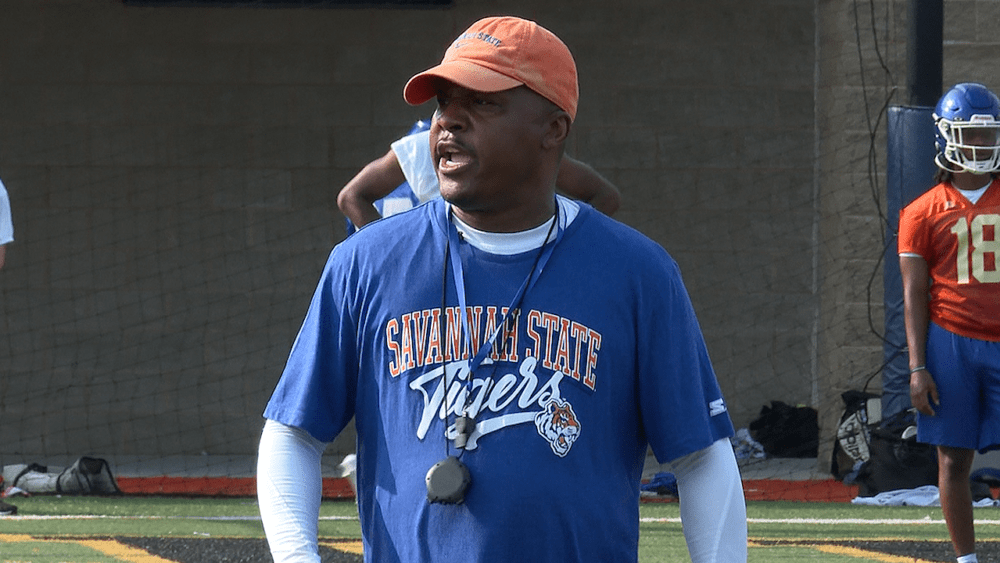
[
  {"x1": 320, "y1": 538, "x2": 365, "y2": 555},
  {"x1": 0, "y1": 534, "x2": 175, "y2": 563},
  {"x1": 75, "y1": 539, "x2": 177, "y2": 563},
  {"x1": 4, "y1": 533, "x2": 966, "y2": 563},
  {"x1": 2, "y1": 533, "x2": 364, "y2": 561},
  {"x1": 748, "y1": 539, "x2": 941, "y2": 563},
  {"x1": 812, "y1": 544, "x2": 938, "y2": 562}
]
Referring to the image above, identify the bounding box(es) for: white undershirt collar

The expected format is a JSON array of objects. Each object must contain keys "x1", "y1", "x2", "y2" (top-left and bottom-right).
[
  {"x1": 957, "y1": 181, "x2": 990, "y2": 204},
  {"x1": 449, "y1": 197, "x2": 579, "y2": 255}
]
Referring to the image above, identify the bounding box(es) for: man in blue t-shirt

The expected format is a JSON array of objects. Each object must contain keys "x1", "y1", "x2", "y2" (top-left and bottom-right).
[{"x1": 258, "y1": 16, "x2": 747, "y2": 563}]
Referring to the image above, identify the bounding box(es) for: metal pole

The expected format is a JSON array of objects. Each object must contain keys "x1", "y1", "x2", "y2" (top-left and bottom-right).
[{"x1": 907, "y1": 0, "x2": 943, "y2": 106}]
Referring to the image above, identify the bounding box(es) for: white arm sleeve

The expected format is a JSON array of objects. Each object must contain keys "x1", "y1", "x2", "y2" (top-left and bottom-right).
[
  {"x1": 668, "y1": 438, "x2": 748, "y2": 563},
  {"x1": 390, "y1": 130, "x2": 440, "y2": 203},
  {"x1": 257, "y1": 419, "x2": 327, "y2": 563},
  {"x1": 0, "y1": 182, "x2": 14, "y2": 245}
]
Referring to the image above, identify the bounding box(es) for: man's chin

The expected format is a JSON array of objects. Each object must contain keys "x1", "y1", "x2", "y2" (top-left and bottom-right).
[{"x1": 438, "y1": 182, "x2": 471, "y2": 206}]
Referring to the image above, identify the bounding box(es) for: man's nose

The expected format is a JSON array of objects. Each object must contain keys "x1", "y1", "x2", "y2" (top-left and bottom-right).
[{"x1": 435, "y1": 100, "x2": 468, "y2": 132}]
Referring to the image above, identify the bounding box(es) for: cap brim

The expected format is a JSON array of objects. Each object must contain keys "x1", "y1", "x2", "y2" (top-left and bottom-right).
[{"x1": 403, "y1": 60, "x2": 524, "y2": 106}]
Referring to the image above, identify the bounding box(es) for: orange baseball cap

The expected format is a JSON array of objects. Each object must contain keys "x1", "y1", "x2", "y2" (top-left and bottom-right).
[{"x1": 403, "y1": 16, "x2": 579, "y2": 121}]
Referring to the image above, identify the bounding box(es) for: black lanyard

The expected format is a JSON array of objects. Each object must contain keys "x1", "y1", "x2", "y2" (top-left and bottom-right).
[
  {"x1": 441, "y1": 203, "x2": 561, "y2": 450},
  {"x1": 445, "y1": 204, "x2": 561, "y2": 376}
]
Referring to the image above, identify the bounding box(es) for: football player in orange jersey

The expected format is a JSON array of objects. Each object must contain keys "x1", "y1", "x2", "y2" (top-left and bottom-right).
[{"x1": 899, "y1": 82, "x2": 1000, "y2": 563}]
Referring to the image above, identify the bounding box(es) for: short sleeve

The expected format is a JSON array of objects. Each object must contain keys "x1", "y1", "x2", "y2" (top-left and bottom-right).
[
  {"x1": 897, "y1": 201, "x2": 928, "y2": 259},
  {"x1": 263, "y1": 248, "x2": 359, "y2": 442},
  {"x1": 637, "y1": 254, "x2": 734, "y2": 463}
]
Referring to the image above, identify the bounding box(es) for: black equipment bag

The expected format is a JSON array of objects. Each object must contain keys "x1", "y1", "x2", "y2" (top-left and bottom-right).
[
  {"x1": 855, "y1": 409, "x2": 938, "y2": 497},
  {"x1": 748, "y1": 401, "x2": 819, "y2": 458}
]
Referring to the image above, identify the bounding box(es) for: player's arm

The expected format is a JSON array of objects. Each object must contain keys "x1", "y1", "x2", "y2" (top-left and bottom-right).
[
  {"x1": 336, "y1": 150, "x2": 408, "y2": 229},
  {"x1": 669, "y1": 438, "x2": 748, "y2": 562},
  {"x1": 555, "y1": 156, "x2": 621, "y2": 216},
  {"x1": 257, "y1": 419, "x2": 326, "y2": 563},
  {"x1": 0, "y1": 244, "x2": 6, "y2": 270},
  {"x1": 900, "y1": 254, "x2": 937, "y2": 416}
]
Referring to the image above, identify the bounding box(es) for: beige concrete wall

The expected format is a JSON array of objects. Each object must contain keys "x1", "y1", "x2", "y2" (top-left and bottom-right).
[
  {"x1": 814, "y1": 0, "x2": 905, "y2": 473},
  {"x1": 0, "y1": 0, "x2": 995, "y2": 470},
  {"x1": 0, "y1": 0, "x2": 830, "y2": 464}
]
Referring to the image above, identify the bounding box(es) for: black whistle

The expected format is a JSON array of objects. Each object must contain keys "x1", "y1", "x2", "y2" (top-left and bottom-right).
[{"x1": 454, "y1": 415, "x2": 474, "y2": 449}]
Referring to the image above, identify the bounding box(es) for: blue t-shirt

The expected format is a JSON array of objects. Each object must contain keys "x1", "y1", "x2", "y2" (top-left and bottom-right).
[{"x1": 265, "y1": 198, "x2": 734, "y2": 563}]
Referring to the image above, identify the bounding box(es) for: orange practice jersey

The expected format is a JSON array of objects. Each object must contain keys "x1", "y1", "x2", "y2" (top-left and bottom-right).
[{"x1": 898, "y1": 179, "x2": 1000, "y2": 341}]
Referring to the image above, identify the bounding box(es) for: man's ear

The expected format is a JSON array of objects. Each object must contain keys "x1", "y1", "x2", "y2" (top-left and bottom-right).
[{"x1": 542, "y1": 112, "x2": 572, "y2": 150}]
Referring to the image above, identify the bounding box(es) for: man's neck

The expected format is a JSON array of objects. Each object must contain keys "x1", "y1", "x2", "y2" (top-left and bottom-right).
[
  {"x1": 451, "y1": 198, "x2": 556, "y2": 233},
  {"x1": 951, "y1": 172, "x2": 993, "y2": 192}
]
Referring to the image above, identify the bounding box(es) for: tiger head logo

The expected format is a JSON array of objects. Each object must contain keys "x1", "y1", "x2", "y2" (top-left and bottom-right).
[{"x1": 535, "y1": 398, "x2": 581, "y2": 457}]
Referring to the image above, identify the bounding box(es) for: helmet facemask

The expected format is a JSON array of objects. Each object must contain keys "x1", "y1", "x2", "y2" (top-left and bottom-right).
[{"x1": 936, "y1": 114, "x2": 1000, "y2": 175}]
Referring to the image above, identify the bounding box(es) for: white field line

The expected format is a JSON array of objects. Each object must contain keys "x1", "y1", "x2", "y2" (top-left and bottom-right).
[
  {"x1": 0, "y1": 515, "x2": 358, "y2": 521},
  {"x1": 646, "y1": 517, "x2": 1000, "y2": 525},
  {"x1": 5, "y1": 515, "x2": 1000, "y2": 525}
]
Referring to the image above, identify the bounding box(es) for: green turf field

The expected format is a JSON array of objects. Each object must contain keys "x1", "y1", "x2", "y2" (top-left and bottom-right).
[{"x1": 3, "y1": 496, "x2": 1000, "y2": 562}]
